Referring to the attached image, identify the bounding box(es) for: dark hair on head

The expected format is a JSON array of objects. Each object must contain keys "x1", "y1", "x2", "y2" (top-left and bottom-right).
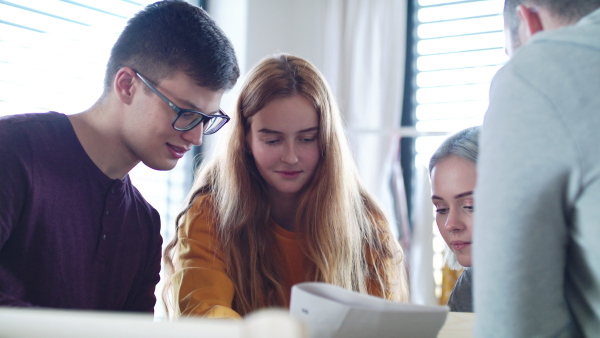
[
  {"x1": 429, "y1": 126, "x2": 480, "y2": 175},
  {"x1": 104, "y1": 0, "x2": 239, "y2": 93},
  {"x1": 504, "y1": 0, "x2": 600, "y2": 38}
]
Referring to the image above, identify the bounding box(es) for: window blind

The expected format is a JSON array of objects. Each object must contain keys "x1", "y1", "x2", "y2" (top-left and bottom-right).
[
  {"x1": 410, "y1": 0, "x2": 507, "y2": 299},
  {"x1": 413, "y1": 0, "x2": 507, "y2": 166}
]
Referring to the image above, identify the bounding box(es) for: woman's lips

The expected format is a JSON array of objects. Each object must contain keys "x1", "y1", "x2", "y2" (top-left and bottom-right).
[
  {"x1": 451, "y1": 241, "x2": 471, "y2": 251},
  {"x1": 276, "y1": 170, "x2": 302, "y2": 179}
]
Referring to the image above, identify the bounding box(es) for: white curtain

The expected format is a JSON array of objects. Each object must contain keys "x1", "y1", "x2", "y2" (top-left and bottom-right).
[
  {"x1": 410, "y1": 165, "x2": 437, "y2": 305},
  {"x1": 318, "y1": 0, "x2": 408, "y2": 237},
  {"x1": 318, "y1": 0, "x2": 435, "y2": 305}
]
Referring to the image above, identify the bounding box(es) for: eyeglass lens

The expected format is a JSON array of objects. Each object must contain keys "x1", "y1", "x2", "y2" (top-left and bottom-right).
[{"x1": 173, "y1": 112, "x2": 226, "y2": 134}]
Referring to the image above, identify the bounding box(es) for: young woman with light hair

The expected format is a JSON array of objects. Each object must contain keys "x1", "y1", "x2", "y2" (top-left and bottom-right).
[
  {"x1": 163, "y1": 54, "x2": 409, "y2": 318},
  {"x1": 429, "y1": 126, "x2": 479, "y2": 312}
]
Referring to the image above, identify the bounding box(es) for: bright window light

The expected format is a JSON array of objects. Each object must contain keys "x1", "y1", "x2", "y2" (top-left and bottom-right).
[
  {"x1": 416, "y1": 65, "x2": 502, "y2": 87},
  {"x1": 417, "y1": 31, "x2": 504, "y2": 55},
  {"x1": 418, "y1": 0, "x2": 503, "y2": 23},
  {"x1": 418, "y1": 15, "x2": 504, "y2": 39},
  {"x1": 419, "y1": 0, "x2": 466, "y2": 6},
  {"x1": 410, "y1": 0, "x2": 508, "y2": 301},
  {"x1": 416, "y1": 100, "x2": 490, "y2": 121},
  {"x1": 416, "y1": 83, "x2": 490, "y2": 104},
  {"x1": 63, "y1": 0, "x2": 143, "y2": 18},
  {"x1": 5, "y1": 0, "x2": 128, "y2": 30},
  {"x1": 417, "y1": 48, "x2": 506, "y2": 71},
  {"x1": 416, "y1": 117, "x2": 484, "y2": 133}
]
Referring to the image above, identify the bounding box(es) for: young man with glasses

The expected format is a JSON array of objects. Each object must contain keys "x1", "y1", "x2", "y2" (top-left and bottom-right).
[{"x1": 0, "y1": 0, "x2": 239, "y2": 312}]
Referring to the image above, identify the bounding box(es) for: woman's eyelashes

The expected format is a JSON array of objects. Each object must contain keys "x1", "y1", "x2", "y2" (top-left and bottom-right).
[
  {"x1": 434, "y1": 202, "x2": 474, "y2": 215},
  {"x1": 262, "y1": 134, "x2": 318, "y2": 146},
  {"x1": 462, "y1": 198, "x2": 474, "y2": 213},
  {"x1": 300, "y1": 135, "x2": 317, "y2": 143},
  {"x1": 436, "y1": 208, "x2": 449, "y2": 214},
  {"x1": 434, "y1": 204, "x2": 448, "y2": 214}
]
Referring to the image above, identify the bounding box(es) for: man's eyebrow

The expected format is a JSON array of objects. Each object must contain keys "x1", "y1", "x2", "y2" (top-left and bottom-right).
[
  {"x1": 257, "y1": 126, "x2": 319, "y2": 134},
  {"x1": 175, "y1": 97, "x2": 219, "y2": 114}
]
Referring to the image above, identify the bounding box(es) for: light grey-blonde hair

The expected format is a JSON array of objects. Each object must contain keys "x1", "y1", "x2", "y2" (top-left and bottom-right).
[{"x1": 429, "y1": 126, "x2": 480, "y2": 270}]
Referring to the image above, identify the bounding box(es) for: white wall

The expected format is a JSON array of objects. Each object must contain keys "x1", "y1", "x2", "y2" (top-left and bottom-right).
[
  {"x1": 210, "y1": 0, "x2": 326, "y2": 104},
  {"x1": 244, "y1": 0, "x2": 325, "y2": 69},
  {"x1": 206, "y1": 0, "x2": 328, "y2": 157},
  {"x1": 215, "y1": 0, "x2": 325, "y2": 69}
]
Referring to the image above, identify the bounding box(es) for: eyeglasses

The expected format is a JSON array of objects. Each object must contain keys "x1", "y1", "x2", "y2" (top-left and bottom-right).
[{"x1": 135, "y1": 71, "x2": 229, "y2": 134}]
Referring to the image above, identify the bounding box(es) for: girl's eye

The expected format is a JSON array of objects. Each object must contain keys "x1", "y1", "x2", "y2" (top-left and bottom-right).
[
  {"x1": 435, "y1": 208, "x2": 448, "y2": 215},
  {"x1": 264, "y1": 139, "x2": 280, "y2": 145},
  {"x1": 298, "y1": 133, "x2": 317, "y2": 143},
  {"x1": 464, "y1": 206, "x2": 474, "y2": 212}
]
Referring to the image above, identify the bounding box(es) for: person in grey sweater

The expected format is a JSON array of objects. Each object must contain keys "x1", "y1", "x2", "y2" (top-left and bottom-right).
[
  {"x1": 474, "y1": 0, "x2": 600, "y2": 336},
  {"x1": 429, "y1": 126, "x2": 479, "y2": 313}
]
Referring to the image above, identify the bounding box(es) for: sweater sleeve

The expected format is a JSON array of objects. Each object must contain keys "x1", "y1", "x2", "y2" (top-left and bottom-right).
[
  {"x1": 172, "y1": 196, "x2": 241, "y2": 319},
  {"x1": 0, "y1": 118, "x2": 34, "y2": 307},
  {"x1": 446, "y1": 268, "x2": 472, "y2": 313},
  {"x1": 474, "y1": 62, "x2": 575, "y2": 337}
]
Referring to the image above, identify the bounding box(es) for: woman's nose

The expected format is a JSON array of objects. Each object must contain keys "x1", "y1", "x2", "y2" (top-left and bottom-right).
[
  {"x1": 281, "y1": 142, "x2": 299, "y2": 164},
  {"x1": 444, "y1": 209, "x2": 464, "y2": 232}
]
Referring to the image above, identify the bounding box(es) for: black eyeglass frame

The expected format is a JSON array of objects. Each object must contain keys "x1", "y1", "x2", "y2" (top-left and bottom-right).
[{"x1": 134, "y1": 71, "x2": 229, "y2": 134}]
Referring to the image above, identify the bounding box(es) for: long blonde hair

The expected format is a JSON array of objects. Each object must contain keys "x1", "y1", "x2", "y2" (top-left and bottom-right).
[{"x1": 163, "y1": 54, "x2": 408, "y2": 316}]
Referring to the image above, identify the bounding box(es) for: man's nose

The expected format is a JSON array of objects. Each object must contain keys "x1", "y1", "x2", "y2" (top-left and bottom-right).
[{"x1": 181, "y1": 124, "x2": 204, "y2": 146}]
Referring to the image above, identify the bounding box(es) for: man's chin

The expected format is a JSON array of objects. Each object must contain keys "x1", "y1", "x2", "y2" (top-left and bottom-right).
[{"x1": 143, "y1": 160, "x2": 178, "y2": 171}]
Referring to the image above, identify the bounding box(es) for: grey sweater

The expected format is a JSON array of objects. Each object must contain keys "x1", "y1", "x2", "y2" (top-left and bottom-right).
[
  {"x1": 447, "y1": 268, "x2": 472, "y2": 313},
  {"x1": 474, "y1": 8, "x2": 600, "y2": 338}
]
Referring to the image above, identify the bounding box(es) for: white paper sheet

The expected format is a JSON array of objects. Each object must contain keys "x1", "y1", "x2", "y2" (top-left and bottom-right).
[
  {"x1": 290, "y1": 282, "x2": 448, "y2": 338},
  {"x1": 0, "y1": 307, "x2": 305, "y2": 338}
]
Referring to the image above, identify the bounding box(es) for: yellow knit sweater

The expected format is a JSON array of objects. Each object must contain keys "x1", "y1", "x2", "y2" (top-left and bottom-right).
[{"x1": 172, "y1": 195, "x2": 312, "y2": 319}]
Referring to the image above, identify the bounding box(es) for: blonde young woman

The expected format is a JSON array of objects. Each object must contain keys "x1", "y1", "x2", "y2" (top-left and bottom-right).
[
  {"x1": 429, "y1": 126, "x2": 479, "y2": 312},
  {"x1": 163, "y1": 54, "x2": 409, "y2": 319}
]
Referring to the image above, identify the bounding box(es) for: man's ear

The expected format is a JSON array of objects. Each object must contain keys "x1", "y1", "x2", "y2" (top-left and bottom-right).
[
  {"x1": 113, "y1": 67, "x2": 137, "y2": 104},
  {"x1": 516, "y1": 5, "x2": 544, "y2": 43}
]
